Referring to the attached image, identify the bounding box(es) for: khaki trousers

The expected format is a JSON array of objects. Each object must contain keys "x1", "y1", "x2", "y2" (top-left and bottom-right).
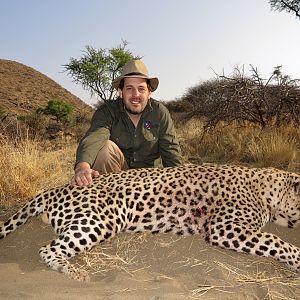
[{"x1": 92, "y1": 140, "x2": 128, "y2": 173}]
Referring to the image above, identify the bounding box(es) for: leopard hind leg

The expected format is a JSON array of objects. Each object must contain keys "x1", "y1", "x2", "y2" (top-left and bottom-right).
[
  {"x1": 39, "y1": 220, "x2": 121, "y2": 281},
  {"x1": 208, "y1": 222, "x2": 300, "y2": 272}
]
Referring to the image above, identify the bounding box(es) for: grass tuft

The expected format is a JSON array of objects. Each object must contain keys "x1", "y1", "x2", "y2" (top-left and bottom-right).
[{"x1": 0, "y1": 135, "x2": 75, "y2": 206}]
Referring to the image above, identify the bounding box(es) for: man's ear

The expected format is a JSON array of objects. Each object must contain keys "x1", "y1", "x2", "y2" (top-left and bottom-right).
[{"x1": 118, "y1": 89, "x2": 122, "y2": 98}]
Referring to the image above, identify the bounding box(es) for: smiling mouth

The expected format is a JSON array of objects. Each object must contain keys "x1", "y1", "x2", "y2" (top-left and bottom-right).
[
  {"x1": 130, "y1": 99, "x2": 141, "y2": 105},
  {"x1": 131, "y1": 101, "x2": 140, "y2": 105}
]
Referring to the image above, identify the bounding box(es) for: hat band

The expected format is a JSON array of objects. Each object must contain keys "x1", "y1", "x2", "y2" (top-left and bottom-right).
[{"x1": 124, "y1": 72, "x2": 148, "y2": 77}]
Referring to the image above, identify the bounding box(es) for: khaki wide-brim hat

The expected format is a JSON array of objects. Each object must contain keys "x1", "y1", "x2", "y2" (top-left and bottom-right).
[{"x1": 112, "y1": 60, "x2": 159, "y2": 91}]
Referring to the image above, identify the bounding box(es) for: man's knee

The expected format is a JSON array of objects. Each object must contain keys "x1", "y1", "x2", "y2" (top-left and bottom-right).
[{"x1": 93, "y1": 140, "x2": 128, "y2": 173}]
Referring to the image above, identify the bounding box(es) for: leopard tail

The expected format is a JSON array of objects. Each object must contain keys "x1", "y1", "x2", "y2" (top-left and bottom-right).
[{"x1": 0, "y1": 194, "x2": 46, "y2": 239}]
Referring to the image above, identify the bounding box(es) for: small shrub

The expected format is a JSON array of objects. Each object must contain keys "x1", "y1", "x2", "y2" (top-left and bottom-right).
[
  {"x1": 39, "y1": 100, "x2": 74, "y2": 122},
  {"x1": 18, "y1": 111, "x2": 49, "y2": 136}
]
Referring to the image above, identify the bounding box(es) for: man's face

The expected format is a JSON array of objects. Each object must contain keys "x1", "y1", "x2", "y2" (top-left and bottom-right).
[{"x1": 119, "y1": 77, "x2": 152, "y2": 115}]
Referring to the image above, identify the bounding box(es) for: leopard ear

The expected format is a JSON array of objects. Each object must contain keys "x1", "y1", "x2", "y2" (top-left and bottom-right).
[{"x1": 293, "y1": 181, "x2": 300, "y2": 196}]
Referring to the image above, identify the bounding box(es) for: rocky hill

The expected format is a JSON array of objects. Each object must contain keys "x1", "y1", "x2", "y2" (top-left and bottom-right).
[{"x1": 0, "y1": 59, "x2": 94, "y2": 116}]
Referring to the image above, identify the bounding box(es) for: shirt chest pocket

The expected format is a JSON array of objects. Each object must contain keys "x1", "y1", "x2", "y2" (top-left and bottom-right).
[
  {"x1": 142, "y1": 128, "x2": 159, "y2": 157},
  {"x1": 143, "y1": 128, "x2": 159, "y2": 143}
]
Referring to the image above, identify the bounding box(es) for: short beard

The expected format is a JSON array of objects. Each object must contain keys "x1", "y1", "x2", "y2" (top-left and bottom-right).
[{"x1": 124, "y1": 105, "x2": 142, "y2": 115}]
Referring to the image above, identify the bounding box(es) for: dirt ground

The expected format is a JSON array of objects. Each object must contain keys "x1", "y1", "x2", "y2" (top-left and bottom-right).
[{"x1": 0, "y1": 214, "x2": 299, "y2": 300}]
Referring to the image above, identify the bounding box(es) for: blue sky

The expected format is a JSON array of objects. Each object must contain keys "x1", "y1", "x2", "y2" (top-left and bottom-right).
[{"x1": 1, "y1": 0, "x2": 299, "y2": 105}]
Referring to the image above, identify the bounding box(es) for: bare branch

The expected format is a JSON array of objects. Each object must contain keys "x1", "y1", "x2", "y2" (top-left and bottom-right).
[
  {"x1": 269, "y1": 0, "x2": 300, "y2": 18},
  {"x1": 181, "y1": 65, "x2": 300, "y2": 129}
]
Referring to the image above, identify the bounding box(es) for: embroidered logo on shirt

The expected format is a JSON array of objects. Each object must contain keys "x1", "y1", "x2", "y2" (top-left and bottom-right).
[{"x1": 144, "y1": 121, "x2": 153, "y2": 130}]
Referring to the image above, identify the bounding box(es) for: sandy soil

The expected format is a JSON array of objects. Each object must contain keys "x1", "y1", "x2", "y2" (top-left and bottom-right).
[{"x1": 0, "y1": 214, "x2": 299, "y2": 300}]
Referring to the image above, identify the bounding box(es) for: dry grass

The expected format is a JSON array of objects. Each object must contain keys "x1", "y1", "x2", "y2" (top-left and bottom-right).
[
  {"x1": 0, "y1": 135, "x2": 75, "y2": 206},
  {"x1": 246, "y1": 128, "x2": 299, "y2": 169},
  {"x1": 1, "y1": 118, "x2": 300, "y2": 206},
  {"x1": 79, "y1": 233, "x2": 152, "y2": 277},
  {"x1": 178, "y1": 118, "x2": 300, "y2": 171},
  {"x1": 188, "y1": 259, "x2": 299, "y2": 296}
]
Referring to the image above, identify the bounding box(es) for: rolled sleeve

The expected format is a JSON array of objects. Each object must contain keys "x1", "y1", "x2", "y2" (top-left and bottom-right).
[
  {"x1": 75, "y1": 106, "x2": 112, "y2": 167},
  {"x1": 75, "y1": 127, "x2": 110, "y2": 166}
]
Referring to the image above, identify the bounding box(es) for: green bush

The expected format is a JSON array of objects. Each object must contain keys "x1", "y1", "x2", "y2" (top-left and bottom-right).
[{"x1": 40, "y1": 100, "x2": 74, "y2": 122}]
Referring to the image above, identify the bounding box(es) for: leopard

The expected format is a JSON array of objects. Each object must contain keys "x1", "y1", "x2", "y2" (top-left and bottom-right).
[{"x1": 1, "y1": 164, "x2": 300, "y2": 282}]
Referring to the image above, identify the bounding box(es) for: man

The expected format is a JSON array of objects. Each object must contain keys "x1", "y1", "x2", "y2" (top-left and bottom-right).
[{"x1": 72, "y1": 59, "x2": 182, "y2": 186}]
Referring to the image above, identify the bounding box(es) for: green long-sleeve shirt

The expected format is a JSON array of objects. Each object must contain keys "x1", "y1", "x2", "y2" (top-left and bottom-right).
[{"x1": 75, "y1": 97, "x2": 182, "y2": 169}]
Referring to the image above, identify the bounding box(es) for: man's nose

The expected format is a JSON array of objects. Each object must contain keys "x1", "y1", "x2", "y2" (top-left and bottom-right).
[{"x1": 132, "y1": 88, "x2": 139, "y2": 96}]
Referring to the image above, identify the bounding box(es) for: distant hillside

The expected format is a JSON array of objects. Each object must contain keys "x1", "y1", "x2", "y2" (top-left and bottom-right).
[{"x1": 0, "y1": 59, "x2": 94, "y2": 116}]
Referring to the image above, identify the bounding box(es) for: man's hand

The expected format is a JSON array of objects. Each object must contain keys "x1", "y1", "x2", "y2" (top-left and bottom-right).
[{"x1": 71, "y1": 162, "x2": 100, "y2": 186}]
